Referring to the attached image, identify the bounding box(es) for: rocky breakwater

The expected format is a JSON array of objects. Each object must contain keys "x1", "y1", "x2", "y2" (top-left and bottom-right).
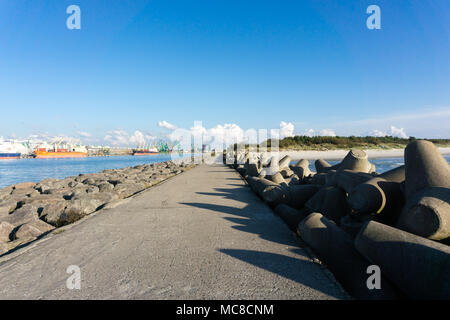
[
  {"x1": 0, "y1": 160, "x2": 195, "y2": 256},
  {"x1": 230, "y1": 140, "x2": 450, "y2": 300}
]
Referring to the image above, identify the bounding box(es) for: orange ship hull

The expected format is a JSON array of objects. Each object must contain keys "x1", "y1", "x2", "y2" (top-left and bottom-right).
[
  {"x1": 133, "y1": 152, "x2": 159, "y2": 156},
  {"x1": 34, "y1": 151, "x2": 88, "y2": 159}
]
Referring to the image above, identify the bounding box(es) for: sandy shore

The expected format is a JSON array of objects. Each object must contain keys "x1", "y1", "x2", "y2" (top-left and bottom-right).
[{"x1": 260, "y1": 147, "x2": 450, "y2": 161}]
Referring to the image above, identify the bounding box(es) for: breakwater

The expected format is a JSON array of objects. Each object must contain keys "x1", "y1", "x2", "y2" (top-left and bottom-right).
[
  {"x1": 0, "y1": 160, "x2": 196, "y2": 256},
  {"x1": 231, "y1": 140, "x2": 450, "y2": 299}
]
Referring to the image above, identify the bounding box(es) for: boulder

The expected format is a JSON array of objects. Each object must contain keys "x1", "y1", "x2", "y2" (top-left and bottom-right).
[
  {"x1": 39, "y1": 200, "x2": 69, "y2": 227},
  {"x1": 298, "y1": 213, "x2": 400, "y2": 300},
  {"x1": 3, "y1": 204, "x2": 39, "y2": 226},
  {"x1": 12, "y1": 220, "x2": 54, "y2": 240},
  {"x1": 58, "y1": 197, "x2": 104, "y2": 226},
  {"x1": 113, "y1": 183, "x2": 146, "y2": 199},
  {"x1": 98, "y1": 181, "x2": 114, "y2": 193},
  {"x1": 0, "y1": 199, "x2": 19, "y2": 218},
  {"x1": 355, "y1": 220, "x2": 450, "y2": 299},
  {"x1": 12, "y1": 182, "x2": 36, "y2": 190},
  {"x1": 0, "y1": 221, "x2": 15, "y2": 242}
]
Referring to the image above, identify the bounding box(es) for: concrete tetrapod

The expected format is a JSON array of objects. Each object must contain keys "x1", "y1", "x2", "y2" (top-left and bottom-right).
[
  {"x1": 305, "y1": 187, "x2": 350, "y2": 223},
  {"x1": 279, "y1": 155, "x2": 292, "y2": 170},
  {"x1": 288, "y1": 185, "x2": 320, "y2": 209},
  {"x1": 274, "y1": 204, "x2": 312, "y2": 231},
  {"x1": 267, "y1": 172, "x2": 287, "y2": 185},
  {"x1": 326, "y1": 170, "x2": 374, "y2": 193},
  {"x1": 310, "y1": 173, "x2": 327, "y2": 185},
  {"x1": 315, "y1": 159, "x2": 337, "y2": 173},
  {"x1": 291, "y1": 159, "x2": 312, "y2": 179},
  {"x1": 402, "y1": 140, "x2": 450, "y2": 198},
  {"x1": 298, "y1": 213, "x2": 400, "y2": 300},
  {"x1": 338, "y1": 149, "x2": 374, "y2": 173},
  {"x1": 355, "y1": 220, "x2": 450, "y2": 299},
  {"x1": 348, "y1": 165, "x2": 406, "y2": 221},
  {"x1": 397, "y1": 140, "x2": 450, "y2": 240},
  {"x1": 398, "y1": 187, "x2": 450, "y2": 240},
  {"x1": 246, "y1": 176, "x2": 280, "y2": 198}
]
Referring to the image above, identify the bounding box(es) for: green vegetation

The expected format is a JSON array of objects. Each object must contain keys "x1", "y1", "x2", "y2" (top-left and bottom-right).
[
  {"x1": 269, "y1": 136, "x2": 450, "y2": 151},
  {"x1": 230, "y1": 136, "x2": 450, "y2": 151}
]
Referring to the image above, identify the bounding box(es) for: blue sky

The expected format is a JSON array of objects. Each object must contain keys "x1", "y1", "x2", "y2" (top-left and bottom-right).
[{"x1": 0, "y1": 0, "x2": 449, "y2": 145}]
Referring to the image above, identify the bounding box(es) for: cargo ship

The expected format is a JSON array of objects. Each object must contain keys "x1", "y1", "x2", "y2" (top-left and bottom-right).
[
  {"x1": 0, "y1": 152, "x2": 20, "y2": 159},
  {"x1": 0, "y1": 139, "x2": 21, "y2": 159},
  {"x1": 132, "y1": 148, "x2": 159, "y2": 156},
  {"x1": 34, "y1": 145, "x2": 88, "y2": 159}
]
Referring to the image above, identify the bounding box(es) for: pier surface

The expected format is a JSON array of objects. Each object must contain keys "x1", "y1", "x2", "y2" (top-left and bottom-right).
[{"x1": 0, "y1": 164, "x2": 347, "y2": 299}]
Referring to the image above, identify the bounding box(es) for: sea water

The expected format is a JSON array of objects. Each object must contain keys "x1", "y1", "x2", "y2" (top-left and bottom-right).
[{"x1": 0, "y1": 155, "x2": 449, "y2": 189}]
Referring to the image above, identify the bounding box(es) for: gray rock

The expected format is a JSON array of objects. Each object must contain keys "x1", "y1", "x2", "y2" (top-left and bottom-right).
[
  {"x1": 12, "y1": 182, "x2": 36, "y2": 190},
  {"x1": 0, "y1": 221, "x2": 15, "y2": 242},
  {"x1": 13, "y1": 220, "x2": 54, "y2": 240},
  {"x1": 0, "y1": 200, "x2": 19, "y2": 218},
  {"x1": 114, "y1": 183, "x2": 146, "y2": 199},
  {"x1": 3, "y1": 204, "x2": 39, "y2": 226},
  {"x1": 98, "y1": 182, "x2": 114, "y2": 192},
  {"x1": 39, "y1": 200, "x2": 68, "y2": 227}
]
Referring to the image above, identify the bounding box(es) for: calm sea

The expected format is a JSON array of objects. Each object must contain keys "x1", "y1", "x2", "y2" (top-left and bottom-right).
[{"x1": 0, "y1": 155, "x2": 449, "y2": 189}]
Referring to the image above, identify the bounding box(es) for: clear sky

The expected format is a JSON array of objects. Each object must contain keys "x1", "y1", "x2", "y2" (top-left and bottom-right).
[{"x1": 0, "y1": 0, "x2": 449, "y2": 146}]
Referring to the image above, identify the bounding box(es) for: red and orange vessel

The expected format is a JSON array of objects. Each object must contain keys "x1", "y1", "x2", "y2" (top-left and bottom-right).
[
  {"x1": 34, "y1": 148, "x2": 87, "y2": 159},
  {"x1": 132, "y1": 149, "x2": 159, "y2": 156}
]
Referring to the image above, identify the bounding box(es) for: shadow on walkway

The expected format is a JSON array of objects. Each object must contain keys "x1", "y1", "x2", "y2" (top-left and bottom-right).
[
  {"x1": 219, "y1": 249, "x2": 343, "y2": 299},
  {"x1": 181, "y1": 184, "x2": 295, "y2": 247},
  {"x1": 181, "y1": 167, "x2": 345, "y2": 299}
]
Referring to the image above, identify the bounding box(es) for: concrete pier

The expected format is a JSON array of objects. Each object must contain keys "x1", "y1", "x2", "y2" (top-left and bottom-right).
[{"x1": 0, "y1": 165, "x2": 347, "y2": 300}]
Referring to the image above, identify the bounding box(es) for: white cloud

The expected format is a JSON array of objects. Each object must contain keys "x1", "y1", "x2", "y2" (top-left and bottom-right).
[
  {"x1": 76, "y1": 131, "x2": 92, "y2": 137},
  {"x1": 271, "y1": 121, "x2": 295, "y2": 139},
  {"x1": 302, "y1": 128, "x2": 336, "y2": 137},
  {"x1": 319, "y1": 129, "x2": 337, "y2": 137},
  {"x1": 104, "y1": 130, "x2": 157, "y2": 147},
  {"x1": 157, "y1": 120, "x2": 177, "y2": 130},
  {"x1": 367, "y1": 126, "x2": 408, "y2": 139},
  {"x1": 390, "y1": 126, "x2": 408, "y2": 139},
  {"x1": 333, "y1": 107, "x2": 450, "y2": 138}
]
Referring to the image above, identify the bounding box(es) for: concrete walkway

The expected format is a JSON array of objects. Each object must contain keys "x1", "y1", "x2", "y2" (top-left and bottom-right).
[{"x1": 0, "y1": 164, "x2": 347, "y2": 299}]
